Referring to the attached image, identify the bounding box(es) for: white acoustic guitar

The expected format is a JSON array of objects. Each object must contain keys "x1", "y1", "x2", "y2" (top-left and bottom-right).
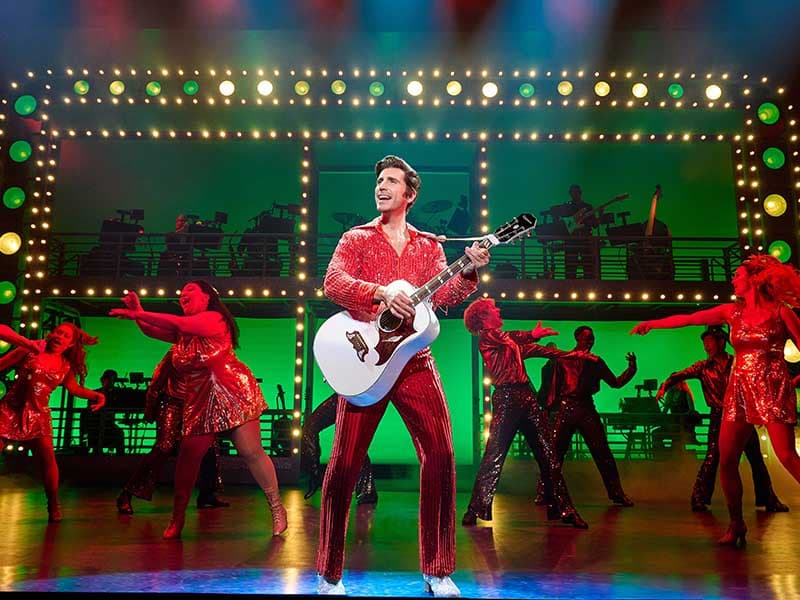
[{"x1": 313, "y1": 213, "x2": 537, "y2": 407}]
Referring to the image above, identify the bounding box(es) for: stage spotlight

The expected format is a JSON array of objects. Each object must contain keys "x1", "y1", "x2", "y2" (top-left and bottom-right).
[
  {"x1": 257, "y1": 80, "x2": 274, "y2": 96},
  {"x1": 183, "y1": 80, "x2": 199, "y2": 95},
  {"x1": 770, "y1": 240, "x2": 792, "y2": 263},
  {"x1": 109, "y1": 80, "x2": 125, "y2": 95},
  {"x1": 557, "y1": 81, "x2": 573, "y2": 96},
  {"x1": 145, "y1": 81, "x2": 162, "y2": 96},
  {"x1": 369, "y1": 81, "x2": 385, "y2": 96},
  {"x1": 632, "y1": 83, "x2": 648, "y2": 98},
  {"x1": 668, "y1": 83, "x2": 684, "y2": 98},
  {"x1": 785, "y1": 338, "x2": 800, "y2": 361},
  {"x1": 446, "y1": 80, "x2": 462, "y2": 96},
  {"x1": 9, "y1": 141, "x2": 32, "y2": 162},
  {"x1": 518, "y1": 83, "x2": 535, "y2": 98},
  {"x1": 705, "y1": 84, "x2": 722, "y2": 100},
  {"x1": 0, "y1": 380, "x2": 5, "y2": 399},
  {"x1": 0, "y1": 281, "x2": 16, "y2": 304},
  {"x1": 14, "y1": 95, "x2": 37, "y2": 116},
  {"x1": 762, "y1": 147, "x2": 785, "y2": 169},
  {"x1": 407, "y1": 80, "x2": 423, "y2": 96},
  {"x1": 219, "y1": 80, "x2": 235, "y2": 96},
  {"x1": 294, "y1": 80, "x2": 310, "y2": 95},
  {"x1": 481, "y1": 82, "x2": 498, "y2": 98},
  {"x1": 73, "y1": 80, "x2": 90, "y2": 95},
  {"x1": 0, "y1": 340, "x2": 8, "y2": 354},
  {"x1": 3, "y1": 187, "x2": 25, "y2": 209},
  {"x1": 594, "y1": 81, "x2": 610, "y2": 97},
  {"x1": 758, "y1": 102, "x2": 780, "y2": 125},
  {"x1": 0, "y1": 232, "x2": 21, "y2": 256},
  {"x1": 331, "y1": 79, "x2": 347, "y2": 95},
  {"x1": 764, "y1": 194, "x2": 787, "y2": 217}
]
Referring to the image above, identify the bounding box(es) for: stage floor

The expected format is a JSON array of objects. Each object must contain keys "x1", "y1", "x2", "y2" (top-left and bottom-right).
[{"x1": 1, "y1": 463, "x2": 799, "y2": 599}]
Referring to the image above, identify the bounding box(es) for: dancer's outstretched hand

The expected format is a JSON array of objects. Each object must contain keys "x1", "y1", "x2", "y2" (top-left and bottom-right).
[
  {"x1": 630, "y1": 322, "x2": 651, "y2": 335},
  {"x1": 531, "y1": 320, "x2": 558, "y2": 339}
]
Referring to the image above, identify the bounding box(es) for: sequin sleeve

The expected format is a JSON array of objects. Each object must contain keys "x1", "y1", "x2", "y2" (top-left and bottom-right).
[
  {"x1": 508, "y1": 331, "x2": 572, "y2": 360},
  {"x1": 323, "y1": 230, "x2": 381, "y2": 313},
  {"x1": 662, "y1": 360, "x2": 704, "y2": 390}
]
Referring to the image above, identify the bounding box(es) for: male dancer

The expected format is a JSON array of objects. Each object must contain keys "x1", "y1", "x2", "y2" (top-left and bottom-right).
[
  {"x1": 461, "y1": 297, "x2": 589, "y2": 529},
  {"x1": 538, "y1": 326, "x2": 637, "y2": 506},
  {"x1": 658, "y1": 325, "x2": 788, "y2": 512},
  {"x1": 316, "y1": 155, "x2": 489, "y2": 597}
]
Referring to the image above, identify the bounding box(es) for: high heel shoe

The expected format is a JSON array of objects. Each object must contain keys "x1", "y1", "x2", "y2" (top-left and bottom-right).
[
  {"x1": 560, "y1": 509, "x2": 589, "y2": 530},
  {"x1": 461, "y1": 509, "x2": 477, "y2": 526},
  {"x1": 423, "y1": 574, "x2": 461, "y2": 597},
  {"x1": 266, "y1": 497, "x2": 288, "y2": 536},
  {"x1": 717, "y1": 521, "x2": 747, "y2": 548},
  {"x1": 162, "y1": 516, "x2": 185, "y2": 540}
]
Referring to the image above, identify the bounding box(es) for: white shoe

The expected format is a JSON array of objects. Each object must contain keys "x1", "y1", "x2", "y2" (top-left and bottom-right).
[
  {"x1": 423, "y1": 574, "x2": 461, "y2": 597},
  {"x1": 317, "y1": 574, "x2": 346, "y2": 595}
]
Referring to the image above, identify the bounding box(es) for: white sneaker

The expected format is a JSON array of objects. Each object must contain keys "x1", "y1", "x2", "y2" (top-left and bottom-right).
[
  {"x1": 316, "y1": 574, "x2": 346, "y2": 595},
  {"x1": 423, "y1": 574, "x2": 461, "y2": 597}
]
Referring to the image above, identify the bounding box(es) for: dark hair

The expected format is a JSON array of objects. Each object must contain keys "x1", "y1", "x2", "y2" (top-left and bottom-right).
[
  {"x1": 574, "y1": 325, "x2": 592, "y2": 339},
  {"x1": 375, "y1": 155, "x2": 422, "y2": 207},
  {"x1": 700, "y1": 325, "x2": 729, "y2": 343},
  {"x1": 463, "y1": 297, "x2": 496, "y2": 334},
  {"x1": 188, "y1": 280, "x2": 240, "y2": 349},
  {"x1": 101, "y1": 369, "x2": 118, "y2": 380}
]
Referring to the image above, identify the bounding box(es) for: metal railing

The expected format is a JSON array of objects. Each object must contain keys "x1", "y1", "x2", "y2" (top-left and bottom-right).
[{"x1": 47, "y1": 231, "x2": 740, "y2": 283}]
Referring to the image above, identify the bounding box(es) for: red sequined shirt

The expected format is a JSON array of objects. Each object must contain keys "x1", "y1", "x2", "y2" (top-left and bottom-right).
[
  {"x1": 323, "y1": 218, "x2": 478, "y2": 324},
  {"x1": 478, "y1": 329, "x2": 573, "y2": 387}
]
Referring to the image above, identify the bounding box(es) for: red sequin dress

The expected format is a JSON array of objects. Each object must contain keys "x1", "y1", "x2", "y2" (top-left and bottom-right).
[
  {"x1": 724, "y1": 303, "x2": 797, "y2": 425},
  {"x1": 0, "y1": 351, "x2": 71, "y2": 440},
  {"x1": 167, "y1": 328, "x2": 266, "y2": 436}
]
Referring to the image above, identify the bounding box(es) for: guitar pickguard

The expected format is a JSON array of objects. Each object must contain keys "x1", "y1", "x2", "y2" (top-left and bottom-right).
[
  {"x1": 373, "y1": 318, "x2": 417, "y2": 366},
  {"x1": 345, "y1": 330, "x2": 369, "y2": 362}
]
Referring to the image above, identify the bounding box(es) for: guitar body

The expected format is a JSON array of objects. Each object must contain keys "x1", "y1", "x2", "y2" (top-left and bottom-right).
[{"x1": 312, "y1": 279, "x2": 440, "y2": 407}]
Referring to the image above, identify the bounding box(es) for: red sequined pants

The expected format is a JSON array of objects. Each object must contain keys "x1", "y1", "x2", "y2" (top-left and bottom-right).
[{"x1": 316, "y1": 354, "x2": 456, "y2": 580}]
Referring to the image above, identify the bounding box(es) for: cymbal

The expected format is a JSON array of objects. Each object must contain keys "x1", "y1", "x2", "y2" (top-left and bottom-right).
[
  {"x1": 332, "y1": 212, "x2": 362, "y2": 225},
  {"x1": 419, "y1": 200, "x2": 452, "y2": 214}
]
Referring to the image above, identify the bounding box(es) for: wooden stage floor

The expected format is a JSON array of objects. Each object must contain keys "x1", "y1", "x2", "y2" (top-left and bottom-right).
[{"x1": 1, "y1": 458, "x2": 799, "y2": 599}]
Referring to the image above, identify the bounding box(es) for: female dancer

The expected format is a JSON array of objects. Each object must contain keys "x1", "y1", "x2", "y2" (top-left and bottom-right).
[
  {"x1": 632, "y1": 254, "x2": 800, "y2": 547},
  {"x1": 0, "y1": 323, "x2": 105, "y2": 522},
  {"x1": 110, "y1": 281, "x2": 287, "y2": 538}
]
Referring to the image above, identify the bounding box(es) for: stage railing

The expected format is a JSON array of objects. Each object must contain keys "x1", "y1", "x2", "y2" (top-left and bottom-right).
[{"x1": 47, "y1": 232, "x2": 739, "y2": 283}]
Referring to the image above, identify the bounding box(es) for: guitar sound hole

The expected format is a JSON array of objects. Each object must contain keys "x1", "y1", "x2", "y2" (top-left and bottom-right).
[{"x1": 378, "y1": 311, "x2": 403, "y2": 333}]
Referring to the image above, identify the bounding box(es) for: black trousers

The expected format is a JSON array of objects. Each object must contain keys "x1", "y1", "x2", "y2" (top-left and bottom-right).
[
  {"x1": 467, "y1": 383, "x2": 577, "y2": 520},
  {"x1": 551, "y1": 399, "x2": 626, "y2": 499}
]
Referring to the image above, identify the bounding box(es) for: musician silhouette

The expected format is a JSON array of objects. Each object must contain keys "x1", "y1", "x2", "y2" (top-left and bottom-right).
[{"x1": 562, "y1": 185, "x2": 599, "y2": 279}]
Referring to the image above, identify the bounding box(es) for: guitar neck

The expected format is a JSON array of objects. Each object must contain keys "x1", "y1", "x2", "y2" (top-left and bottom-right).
[{"x1": 410, "y1": 237, "x2": 494, "y2": 304}]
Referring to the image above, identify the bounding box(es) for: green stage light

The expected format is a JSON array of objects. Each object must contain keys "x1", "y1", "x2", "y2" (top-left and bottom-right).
[
  {"x1": 294, "y1": 80, "x2": 310, "y2": 96},
  {"x1": 145, "y1": 81, "x2": 162, "y2": 96},
  {"x1": 0, "y1": 340, "x2": 9, "y2": 355},
  {"x1": 764, "y1": 193, "x2": 787, "y2": 217},
  {"x1": 446, "y1": 80, "x2": 462, "y2": 96},
  {"x1": 109, "y1": 80, "x2": 125, "y2": 95},
  {"x1": 0, "y1": 380, "x2": 5, "y2": 398},
  {"x1": 785, "y1": 339, "x2": 800, "y2": 362},
  {"x1": 3, "y1": 187, "x2": 25, "y2": 209},
  {"x1": 769, "y1": 240, "x2": 792, "y2": 263},
  {"x1": 762, "y1": 147, "x2": 785, "y2": 169},
  {"x1": 758, "y1": 102, "x2": 780, "y2": 125},
  {"x1": 9, "y1": 141, "x2": 32, "y2": 162},
  {"x1": 331, "y1": 80, "x2": 347, "y2": 95},
  {"x1": 0, "y1": 281, "x2": 16, "y2": 304},
  {"x1": 668, "y1": 83, "x2": 684, "y2": 98},
  {"x1": 369, "y1": 81, "x2": 385, "y2": 97},
  {"x1": 594, "y1": 81, "x2": 610, "y2": 97},
  {"x1": 183, "y1": 80, "x2": 199, "y2": 95},
  {"x1": 518, "y1": 83, "x2": 535, "y2": 98},
  {"x1": 0, "y1": 232, "x2": 21, "y2": 256},
  {"x1": 14, "y1": 95, "x2": 37, "y2": 116},
  {"x1": 557, "y1": 81, "x2": 573, "y2": 96},
  {"x1": 73, "y1": 80, "x2": 90, "y2": 95}
]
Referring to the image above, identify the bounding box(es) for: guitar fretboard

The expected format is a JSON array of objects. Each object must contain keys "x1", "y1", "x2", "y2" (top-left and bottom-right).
[{"x1": 409, "y1": 237, "x2": 493, "y2": 305}]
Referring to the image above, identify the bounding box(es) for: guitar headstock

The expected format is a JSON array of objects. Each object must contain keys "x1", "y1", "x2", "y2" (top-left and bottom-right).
[{"x1": 492, "y1": 213, "x2": 537, "y2": 245}]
